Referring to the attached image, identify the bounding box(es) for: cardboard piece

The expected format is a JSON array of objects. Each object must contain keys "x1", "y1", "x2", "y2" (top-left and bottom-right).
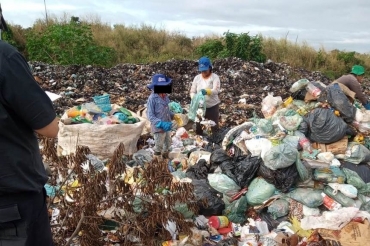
[
  {"x1": 312, "y1": 137, "x2": 348, "y2": 155},
  {"x1": 318, "y1": 219, "x2": 370, "y2": 246}
]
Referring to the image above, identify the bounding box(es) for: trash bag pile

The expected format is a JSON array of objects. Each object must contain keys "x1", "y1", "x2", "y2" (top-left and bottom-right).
[
  {"x1": 158, "y1": 79, "x2": 370, "y2": 245},
  {"x1": 61, "y1": 94, "x2": 141, "y2": 125},
  {"x1": 44, "y1": 77, "x2": 370, "y2": 246}
]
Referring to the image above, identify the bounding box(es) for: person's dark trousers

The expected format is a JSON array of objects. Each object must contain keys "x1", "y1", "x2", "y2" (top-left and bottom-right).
[
  {"x1": 195, "y1": 104, "x2": 220, "y2": 135},
  {"x1": 0, "y1": 188, "x2": 54, "y2": 246}
]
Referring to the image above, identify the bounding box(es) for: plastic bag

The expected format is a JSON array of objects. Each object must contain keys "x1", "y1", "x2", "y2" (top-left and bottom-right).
[
  {"x1": 132, "y1": 149, "x2": 153, "y2": 166},
  {"x1": 192, "y1": 179, "x2": 225, "y2": 216},
  {"x1": 171, "y1": 170, "x2": 187, "y2": 180},
  {"x1": 282, "y1": 135, "x2": 300, "y2": 149},
  {"x1": 300, "y1": 207, "x2": 360, "y2": 230},
  {"x1": 268, "y1": 199, "x2": 290, "y2": 219},
  {"x1": 245, "y1": 138, "x2": 272, "y2": 157},
  {"x1": 257, "y1": 162, "x2": 299, "y2": 193},
  {"x1": 223, "y1": 195, "x2": 248, "y2": 224},
  {"x1": 188, "y1": 150, "x2": 212, "y2": 166},
  {"x1": 326, "y1": 83, "x2": 356, "y2": 123},
  {"x1": 305, "y1": 108, "x2": 349, "y2": 144},
  {"x1": 289, "y1": 188, "x2": 323, "y2": 208},
  {"x1": 290, "y1": 79, "x2": 310, "y2": 93},
  {"x1": 258, "y1": 210, "x2": 287, "y2": 232},
  {"x1": 208, "y1": 173, "x2": 241, "y2": 198},
  {"x1": 313, "y1": 166, "x2": 346, "y2": 184},
  {"x1": 341, "y1": 162, "x2": 370, "y2": 183},
  {"x1": 359, "y1": 183, "x2": 370, "y2": 196},
  {"x1": 210, "y1": 149, "x2": 232, "y2": 167},
  {"x1": 342, "y1": 168, "x2": 366, "y2": 190},
  {"x1": 296, "y1": 158, "x2": 313, "y2": 182},
  {"x1": 246, "y1": 177, "x2": 276, "y2": 206},
  {"x1": 324, "y1": 186, "x2": 356, "y2": 207},
  {"x1": 328, "y1": 183, "x2": 358, "y2": 198},
  {"x1": 188, "y1": 92, "x2": 206, "y2": 121},
  {"x1": 302, "y1": 205, "x2": 321, "y2": 216},
  {"x1": 261, "y1": 93, "x2": 282, "y2": 119},
  {"x1": 262, "y1": 143, "x2": 298, "y2": 170},
  {"x1": 254, "y1": 118, "x2": 274, "y2": 134},
  {"x1": 168, "y1": 101, "x2": 183, "y2": 114},
  {"x1": 186, "y1": 159, "x2": 209, "y2": 180},
  {"x1": 317, "y1": 152, "x2": 335, "y2": 163},
  {"x1": 279, "y1": 114, "x2": 303, "y2": 131},
  {"x1": 232, "y1": 155, "x2": 262, "y2": 188},
  {"x1": 344, "y1": 142, "x2": 370, "y2": 164}
]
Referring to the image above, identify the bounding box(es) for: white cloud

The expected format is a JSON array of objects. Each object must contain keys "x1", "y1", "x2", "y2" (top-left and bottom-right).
[{"x1": 0, "y1": 0, "x2": 369, "y2": 53}]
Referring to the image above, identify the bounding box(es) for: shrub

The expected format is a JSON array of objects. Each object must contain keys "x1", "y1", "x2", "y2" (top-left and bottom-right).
[{"x1": 26, "y1": 19, "x2": 116, "y2": 67}]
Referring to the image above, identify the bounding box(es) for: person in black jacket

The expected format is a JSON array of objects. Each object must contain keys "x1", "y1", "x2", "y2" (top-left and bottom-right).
[{"x1": 0, "y1": 40, "x2": 59, "y2": 246}]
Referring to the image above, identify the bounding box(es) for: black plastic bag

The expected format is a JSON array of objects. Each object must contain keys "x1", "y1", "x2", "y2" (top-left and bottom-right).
[
  {"x1": 297, "y1": 120, "x2": 309, "y2": 136},
  {"x1": 326, "y1": 83, "x2": 356, "y2": 123},
  {"x1": 192, "y1": 179, "x2": 225, "y2": 216},
  {"x1": 305, "y1": 108, "x2": 350, "y2": 144},
  {"x1": 233, "y1": 155, "x2": 262, "y2": 187},
  {"x1": 207, "y1": 127, "x2": 230, "y2": 145},
  {"x1": 210, "y1": 149, "x2": 232, "y2": 166},
  {"x1": 186, "y1": 159, "x2": 209, "y2": 180},
  {"x1": 258, "y1": 209, "x2": 288, "y2": 232},
  {"x1": 291, "y1": 88, "x2": 307, "y2": 101},
  {"x1": 257, "y1": 162, "x2": 299, "y2": 193},
  {"x1": 219, "y1": 159, "x2": 235, "y2": 181},
  {"x1": 341, "y1": 161, "x2": 370, "y2": 183}
]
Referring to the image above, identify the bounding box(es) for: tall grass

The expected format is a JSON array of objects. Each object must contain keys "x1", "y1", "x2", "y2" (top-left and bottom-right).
[{"x1": 4, "y1": 14, "x2": 370, "y2": 78}]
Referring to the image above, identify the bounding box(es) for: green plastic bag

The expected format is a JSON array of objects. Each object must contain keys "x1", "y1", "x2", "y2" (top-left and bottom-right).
[
  {"x1": 324, "y1": 186, "x2": 356, "y2": 207},
  {"x1": 188, "y1": 92, "x2": 206, "y2": 121},
  {"x1": 169, "y1": 102, "x2": 183, "y2": 114},
  {"x1": 296, "y1": 157, "x2": 312, "y2": 182},
  {"x1": 224, "y1": 195, "x2": 248, "y2": 224},
  {"x1": 313, "y1": 166, "x2": 346, "y2": 184},
  {"x1": 344, "y1": 142, "x2": 370, "y2": 164},
  {"x1": 208, "y1": 173, "x2": 241, "y2": 198},
  {"x1": 246, "y1": 177, "x2": 276, "y2": 206},
  {"x1": 343, "y1": 168, "x2": 366, "y2": 190},
  {"x1": 268, "y1": 199, "x2": 290, "y2": 219},
  {"x1": 358, "y1": 183, "x2": 370, "y2": 196},
  {"x1": 289, "y1": 188, "x2": 323, "y2": 208}
]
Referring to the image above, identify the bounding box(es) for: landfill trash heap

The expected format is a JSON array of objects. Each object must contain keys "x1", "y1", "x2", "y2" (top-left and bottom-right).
[
  {"x1": 30, "y1": 58, "x2": 340, "y2": 127},
  {"x1": 40, "y1": 58, "x2": 370, "y2": 246}
]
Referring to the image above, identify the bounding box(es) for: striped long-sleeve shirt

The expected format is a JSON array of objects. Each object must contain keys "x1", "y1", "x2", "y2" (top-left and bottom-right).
[{"x1": 146, "y1": 93, "x2": 174, "y2": 133}]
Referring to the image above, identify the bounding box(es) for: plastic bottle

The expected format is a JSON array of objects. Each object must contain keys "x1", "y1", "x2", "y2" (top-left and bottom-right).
[
  {"x1": 321, "y1": 193, "x2": 342, "y2": 210},
  {"x1": 306, "y1": 82, "x2": 322, "y2": 97},
  {"x1": 208, "y1": 216, "x2": 229, "y2": 229}
]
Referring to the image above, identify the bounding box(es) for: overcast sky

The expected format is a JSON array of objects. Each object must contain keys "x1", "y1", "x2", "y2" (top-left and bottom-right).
[{"x1": 1, "y1": 0, "x2": 369, "y2": 53}]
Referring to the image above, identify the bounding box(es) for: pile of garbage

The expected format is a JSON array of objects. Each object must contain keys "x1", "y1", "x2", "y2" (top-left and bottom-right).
[
  {"x1": 30, "y1": 58, "x2": 336, "y2": 126},
  {"x1": 61, "y1": 94, "x2": 140, "y2": 125},
  {"x1": 44, "y1": 74, "x2": 370, "y2": 245}
]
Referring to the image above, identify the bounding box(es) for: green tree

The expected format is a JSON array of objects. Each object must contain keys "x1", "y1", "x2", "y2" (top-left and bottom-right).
[
  {"x1": 196, "y1": 31, "x2": 266, "y2": 62},
  {"x1": 26, "y1": 19, "x2": 116, "y2": 66}
]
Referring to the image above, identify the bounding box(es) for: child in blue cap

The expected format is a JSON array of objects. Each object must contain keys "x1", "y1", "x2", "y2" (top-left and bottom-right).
[{"x1": 146, "y1": 74, "x2": 174, "y2": 160}]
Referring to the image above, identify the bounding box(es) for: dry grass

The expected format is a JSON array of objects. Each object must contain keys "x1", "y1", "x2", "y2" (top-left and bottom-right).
[{"x1": 5, "y1": 14, "x2": 370, "y2": 77}]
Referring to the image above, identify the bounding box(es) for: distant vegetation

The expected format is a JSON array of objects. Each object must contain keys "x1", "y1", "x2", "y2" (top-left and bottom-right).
[{"x1": 2, "y1": 14, "x2": 370, "y2": 79}]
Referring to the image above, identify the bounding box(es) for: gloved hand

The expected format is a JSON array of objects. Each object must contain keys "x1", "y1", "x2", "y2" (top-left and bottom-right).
[
  {"x1": 156, "y1": 121, "x2": 173, "y2": 131},
  {"x1": 201, "y1": 89, "x2": 211, "y2": 95},
  {"x1": 364, "y1": 102, "x2": 370, "y2": 110}
]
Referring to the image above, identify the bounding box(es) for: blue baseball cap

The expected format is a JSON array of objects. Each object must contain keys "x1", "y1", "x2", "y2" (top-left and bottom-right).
[
  {"x1": 198, "y1": 57, "x2": 212, "y2": 72},
  {"x1": 147, "y1": 74, "x2": 172, "y2": 90}
]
